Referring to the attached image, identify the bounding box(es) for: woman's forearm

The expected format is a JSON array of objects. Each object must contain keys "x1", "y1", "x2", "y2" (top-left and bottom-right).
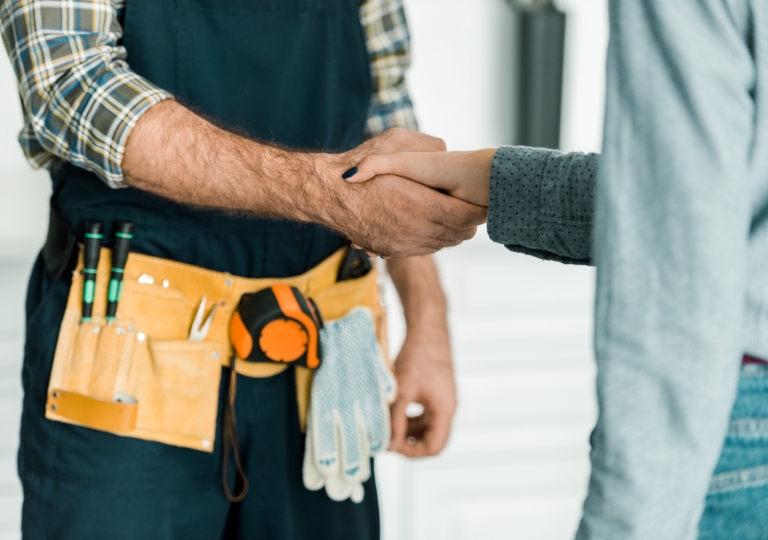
[{"x1": 345, "y1": 143, "x2": 598, "y2": 264}]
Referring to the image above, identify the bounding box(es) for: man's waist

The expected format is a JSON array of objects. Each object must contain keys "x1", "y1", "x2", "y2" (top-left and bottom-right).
[
  {"x1": 44, "y1": 197, "x2": 346, "y2": 280},
  {"x1": 64, "y1": 245, "x2": 384, "y2": 373}
]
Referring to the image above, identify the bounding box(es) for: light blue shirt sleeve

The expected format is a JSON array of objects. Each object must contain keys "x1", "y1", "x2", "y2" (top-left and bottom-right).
[{"x1": 579, "y1": 1, "x2": 756, "y2": 538}]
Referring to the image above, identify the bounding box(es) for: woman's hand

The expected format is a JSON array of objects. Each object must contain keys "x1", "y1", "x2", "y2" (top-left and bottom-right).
[{"x1": 343, "y1": 149, "x2": 497, "y2": 207}]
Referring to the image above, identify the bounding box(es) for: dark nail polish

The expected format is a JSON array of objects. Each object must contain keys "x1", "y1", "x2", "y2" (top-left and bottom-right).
[{"x1": 342, "y1": 167, "x2": 358, "y2": 179}]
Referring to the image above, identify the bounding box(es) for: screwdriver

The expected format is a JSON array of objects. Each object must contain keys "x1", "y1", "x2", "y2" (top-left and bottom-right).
[
  {"x1": 81, "y1": 222, "x2": 103, "y2": 322},
  {"x1": 106, "y1": 222, "x2": 134, "y2": 321}
]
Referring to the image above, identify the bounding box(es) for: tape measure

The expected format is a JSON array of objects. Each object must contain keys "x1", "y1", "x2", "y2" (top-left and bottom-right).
[{"x1": 230, "y1": 284, "x2": 323, "y2": 369}]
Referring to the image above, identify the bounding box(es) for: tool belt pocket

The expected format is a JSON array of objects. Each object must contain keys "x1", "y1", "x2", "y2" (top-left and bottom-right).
[
  {"x1": 136, "y1": 339, "x2": 221, "y2": 449},
  {"x1": 47, "y1": 262, "x2": 224, "y2": 452},
  {"x1": 48, "y1": 315, "x2": 140, "y2": 434}
]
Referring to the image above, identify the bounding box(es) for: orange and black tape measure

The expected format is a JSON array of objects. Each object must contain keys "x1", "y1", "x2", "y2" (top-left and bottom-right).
[{"x1": 230, "y1": 284, "x2": 323, "y2": 369}]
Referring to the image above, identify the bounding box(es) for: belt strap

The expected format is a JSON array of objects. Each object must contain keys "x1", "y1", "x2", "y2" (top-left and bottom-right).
[
  {"x1": 42, "y1": 203, "x2": 78, "y2": 282},
  {"x1": 47, "y1": 388, "x2": 138, "y2": 433}
]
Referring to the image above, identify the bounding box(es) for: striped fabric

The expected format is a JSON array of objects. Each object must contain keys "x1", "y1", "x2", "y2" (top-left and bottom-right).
[{"x1": 0, "y1": 0, "x2": 418, "y2": 188}]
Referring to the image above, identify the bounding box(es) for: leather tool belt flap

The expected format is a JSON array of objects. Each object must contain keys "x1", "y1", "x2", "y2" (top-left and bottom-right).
[{"x1": 45, "y1": 247, "x2": 387, "y2": 452}]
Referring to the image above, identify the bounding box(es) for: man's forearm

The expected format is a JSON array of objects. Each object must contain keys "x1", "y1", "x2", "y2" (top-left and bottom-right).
[
  {"x1": 386, "y1": 256, "x2": 448, "y2": 332},
  {"x1": 123, "y1": 100, "x2": 335, "y2": 224},
  {"x1": 122, "y1": 101, "x2": 484, "y2": 258},
  {"x1": 386, "y1": 255, "x2": 456, "y2": 457}
]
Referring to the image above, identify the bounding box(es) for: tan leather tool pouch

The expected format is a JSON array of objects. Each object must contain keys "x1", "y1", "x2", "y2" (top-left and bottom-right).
[
  {"x1": 46, "y1": 247, "x2": 386, "y2": 452},
  {"x1": 46, "y1": 251, "x2": 224, "y2": 451}
]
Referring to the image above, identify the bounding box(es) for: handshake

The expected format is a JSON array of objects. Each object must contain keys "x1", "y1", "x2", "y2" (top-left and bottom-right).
[{"x1": 319, "y1": 128, "x2": 497, "y2": 258}]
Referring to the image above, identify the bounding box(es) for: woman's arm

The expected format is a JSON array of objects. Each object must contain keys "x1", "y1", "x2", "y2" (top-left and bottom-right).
[
  {"x1": 489, "y1": 146, "x2": 597, "y2": 265},
  {"x1": 346, "y1": 145, "x2": 599, "y2": 265}
]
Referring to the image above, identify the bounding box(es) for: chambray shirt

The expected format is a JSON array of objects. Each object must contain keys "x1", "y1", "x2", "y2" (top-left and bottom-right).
[
  {"x1": 0, "y1": 0, "x2": 417, "y2": 188},
  {"x1": 489, "y1": 1, "x2": 768, "y2": 537}
]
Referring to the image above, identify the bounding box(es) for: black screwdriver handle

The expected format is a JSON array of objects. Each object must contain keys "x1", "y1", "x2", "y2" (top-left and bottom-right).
[
  {"x1": 106, "y1": 222, "x2": 134, "y2": 320},
  {"x1": 81, "y1": 222, "x2": 103, "y2": 322}
]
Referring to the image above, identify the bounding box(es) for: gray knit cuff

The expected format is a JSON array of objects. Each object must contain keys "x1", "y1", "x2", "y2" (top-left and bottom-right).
[{"x1": 487, "y1": 145, "x2": 550, "y2": 248}]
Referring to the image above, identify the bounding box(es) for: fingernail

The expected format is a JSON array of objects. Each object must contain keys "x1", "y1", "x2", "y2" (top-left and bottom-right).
[{"x1": 342, "y1": 167, "x2": 358, "y2": 179}]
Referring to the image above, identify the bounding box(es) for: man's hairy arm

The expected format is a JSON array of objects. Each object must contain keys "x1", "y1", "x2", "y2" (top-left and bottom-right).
[
  {"x1": 124, "y1": 100, "x2": 329, "y2": 222},
  {"x1": 386, "y1": 255, "x2": 455, "y2": 457},
  {"x1": 123, "y1": 101, "x2": 487, "y2": 257}
]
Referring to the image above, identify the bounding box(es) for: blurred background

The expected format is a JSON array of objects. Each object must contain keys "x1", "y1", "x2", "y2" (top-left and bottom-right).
[{"x1": 0, "y1": 0, "x2": 606, "y2": 538}]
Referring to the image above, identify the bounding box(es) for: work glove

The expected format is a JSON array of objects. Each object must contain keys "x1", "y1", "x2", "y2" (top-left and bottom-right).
[{"x1": 303, "y1": 307, "x2": 396, "y2": 503}]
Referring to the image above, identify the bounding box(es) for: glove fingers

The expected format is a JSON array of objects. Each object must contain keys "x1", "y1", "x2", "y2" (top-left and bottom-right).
[
  {"x1": 347, "y1": 310, "x2": 391, "y2": 455},
  {"x1": 316, "y1": 411, "x2": 344, "y2": 478},
  {"x1": 369, "y1": 403, "x2": 390, "y2": 455},
  {"x1": 312, "y1": 330, "x2": 342, "y2": 475},
  {"x1": 303, "y1": 410, "x2": 324, "y2": 491},
  {"x1": 323, "y1": 418, "x2": 365, "y2": 504},
  {"x1": 366, "y1": 378, "x2": 392, "y2": 455},
  {"x1": 324, "y1": 474, "x2": 355, "y2": 502},
  {"x1": 340, "y1": 406, "x2": 364, "y2": 482},
  {"x1": 350, "y1": 482, "x2": 365, "y2": 503},
  {"x1": 354, "y1": 405, "x2": 372, "y2": 482},
  {"x1": 308, "y1": 307, "x2": 392, "y2": 505}
]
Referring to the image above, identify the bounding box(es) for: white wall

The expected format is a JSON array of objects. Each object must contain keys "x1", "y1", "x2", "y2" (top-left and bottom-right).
[
  {"x1": 0, "y1": 59, "x2": 50, "y2": 261},
  {"x1": 557, "y1": 0, "x2": 608, "y2": 153},
  {"x1": 405, "y1": 0, "x2": 608, "y2": 155},
  {"x1": 407, "y1": 0, "x2": 519, "y2": 150}
]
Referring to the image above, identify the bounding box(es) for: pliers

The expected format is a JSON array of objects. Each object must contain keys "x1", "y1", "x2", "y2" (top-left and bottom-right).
[{"x1": 189, "y1": 296, "x2": 218, "y2": 342}]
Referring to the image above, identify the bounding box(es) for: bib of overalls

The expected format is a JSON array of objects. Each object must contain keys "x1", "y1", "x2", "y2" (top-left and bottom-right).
[{"x1": 50, "y1": 0, "x2": 371, "y2": 279}]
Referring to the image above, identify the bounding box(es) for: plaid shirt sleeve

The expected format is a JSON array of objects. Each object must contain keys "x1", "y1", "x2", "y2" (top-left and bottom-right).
[
  {"x1": 0, "y1": 0, "x2": 414, "y2": 189},
  {"x1": 359, "y1": 0, "x2": 419, "y2": 136},
  {"x1": 0, "y1": 0, "x2": 172, "y2": 188}
]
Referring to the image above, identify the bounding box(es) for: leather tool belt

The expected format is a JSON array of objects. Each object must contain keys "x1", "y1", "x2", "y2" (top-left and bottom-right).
[{"x1": 45, "y1": 247, "x2": 387, "y2": 452}]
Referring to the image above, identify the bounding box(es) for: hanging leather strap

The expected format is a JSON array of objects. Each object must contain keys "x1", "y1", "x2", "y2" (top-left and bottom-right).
[{"x1": 222, "y1": 366, "x2": 249, "y2": 502}]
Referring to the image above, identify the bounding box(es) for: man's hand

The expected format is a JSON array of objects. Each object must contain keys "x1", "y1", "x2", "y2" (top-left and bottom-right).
[
  {"x1": 312, "y1": 133, "x2": 488, "y2": 258},
  {"x1": 123, "y1": 101, "x2": 485, "y2": 258},
  {"x1": 345, "y1": 149, "x2": 497, "y2": 207},
  {"x1": 389, "y1": 324, "x2": 456, "y2": 457},
  {"x1": 386, "y1": 257, "x2": 456, "y2": 458}
]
